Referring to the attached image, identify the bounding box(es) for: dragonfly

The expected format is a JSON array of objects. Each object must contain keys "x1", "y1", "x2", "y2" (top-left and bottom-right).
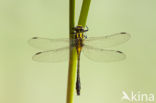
[{"x1": 28, "y1": 25, "x2": 130, "y2": 96}]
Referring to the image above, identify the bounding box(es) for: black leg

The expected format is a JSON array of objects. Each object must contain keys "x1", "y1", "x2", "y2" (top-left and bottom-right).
[
  {"x1": 83, "y1": 25, "x2": 89, "y2": 32},
  {"x1": 86, "y1": 25, "x2": 89, "y2": 31},
  {"x1": 71, "y1": 32, "x2": 76, "y2": 34},
  {"x1": 84, "y1": 30, "x2": 88, "y2": 32},
  {"x1": 72, "y1": 27, "x2": 76, "y2": 30}
]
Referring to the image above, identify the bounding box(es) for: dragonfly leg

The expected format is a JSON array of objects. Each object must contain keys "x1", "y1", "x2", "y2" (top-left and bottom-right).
[
  {"x1": 83, "y1": 26, "x2": 89, "y2": 32},
  {"x1": 84, "y1": 35, "x2": 87, "y2": 39},
  {"x1": 72, "y1": 27, "x2": 77, "y2": 30},
  {"x1": 71, "y1": 32, "x2": 76, "y2": 34},
  {"x1": 84, "y1": 30, "x2": 88, "y2": 32}
]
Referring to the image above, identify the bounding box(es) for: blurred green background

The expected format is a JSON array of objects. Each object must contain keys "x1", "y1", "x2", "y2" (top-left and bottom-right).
[{"x1": 0, "y1": 0, "x2": 156, "y2": 103}]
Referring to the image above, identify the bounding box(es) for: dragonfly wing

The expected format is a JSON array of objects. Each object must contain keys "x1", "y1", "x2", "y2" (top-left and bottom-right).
[
  {"x1": 28, "y1": 37, "x2": 69, "y2": 50},
  {"x1": 84, "y1": 32, "x2": 130, "y2": 48},
  {"x1": 82, "y1": 45, "x2": 126, "y2": 62},
  {"x1": 32, "y1": 47, "x2": 69, "y2": 62}
]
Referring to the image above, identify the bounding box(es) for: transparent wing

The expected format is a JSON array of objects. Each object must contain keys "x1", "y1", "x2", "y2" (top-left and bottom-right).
[
  {"x1": 82, "y1": 45, "x2": 126, "y2": 62},
  {"x1": 28, "y1": 37, "x2": 69, "y2": 50},
  {"x1": 32, "y1": 47, "x2": 69, "y2": 63},
  {"x1": 84, "y1": 32, "x2": 130, "y2": 48}
]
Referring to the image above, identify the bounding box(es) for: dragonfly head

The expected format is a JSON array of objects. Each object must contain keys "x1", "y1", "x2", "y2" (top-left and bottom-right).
[{"x1": 75, "y1": 25, "x2": 85, "y2": 33}]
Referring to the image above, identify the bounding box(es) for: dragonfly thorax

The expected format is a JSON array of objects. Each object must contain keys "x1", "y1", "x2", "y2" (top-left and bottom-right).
[
  {"x1": 74, "y1": 25, "x2": 88, "y2": 40},
  {"x1": 75, "y1": 32, "x2": 85, "y2": 40}
]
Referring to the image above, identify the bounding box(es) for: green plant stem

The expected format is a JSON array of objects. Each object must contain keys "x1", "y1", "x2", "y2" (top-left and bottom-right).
[
  {"x1": 78, "y1": 0, "x2": 91, "y2": 27},
  {"x1": 69, "y1": 0, "x2": 75, "y2": 34},
  {"x1": 66, "y1": 0, "x2": 77, "y2": 103}
]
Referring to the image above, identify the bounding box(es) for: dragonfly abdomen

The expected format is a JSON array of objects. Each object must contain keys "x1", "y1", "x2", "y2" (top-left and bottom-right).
[{"x1": 76, "y1": 52, "x2": 81, "y2": 96}]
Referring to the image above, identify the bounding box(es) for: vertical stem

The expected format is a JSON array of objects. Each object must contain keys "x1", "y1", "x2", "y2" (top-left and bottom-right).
[
  {"x1": 69, "y1": 0, "x2": 75, "y2": 34},
  {"x1": 78, "y1": 0, "x2": 91, "y2": 27},
  {"x1": 66, "y1": 0, "x2": 91, "y2": 103},
  {"x1": 66, "y1": 0, "x2": 77, "y2": 103}
]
